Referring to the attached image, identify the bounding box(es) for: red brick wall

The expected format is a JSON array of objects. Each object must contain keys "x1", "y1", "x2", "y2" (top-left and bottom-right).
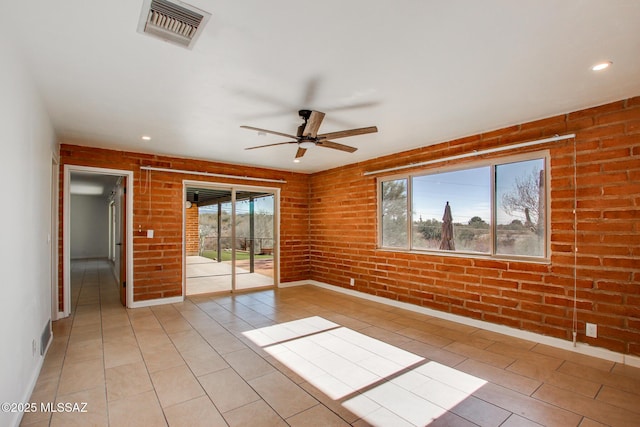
[
  {"x1": 59, "y1": 145, "x2": 310, "y2": 303},
  {"x1": 185, "y1": 203, "x2": 199, "y2": 256},
  {"x1": 57, "y1": 97, "x2": 639, "y2": 356},
  {"x1": 309, "y1": 97, "x2": 640, "y2": 356}
]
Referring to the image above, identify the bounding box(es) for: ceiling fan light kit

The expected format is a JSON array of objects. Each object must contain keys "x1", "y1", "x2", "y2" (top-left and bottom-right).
[
  {"x1": 242, "y1": 109, "x2": 378, "y2": 160},
  {"x1": 298, "y1": 141, "x2": 316, "y2": 149}
]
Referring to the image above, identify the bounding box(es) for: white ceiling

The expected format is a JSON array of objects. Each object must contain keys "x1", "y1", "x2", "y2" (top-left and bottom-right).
[{"x1": 4, "y1": 1, "x2": 640, "y2": 173}]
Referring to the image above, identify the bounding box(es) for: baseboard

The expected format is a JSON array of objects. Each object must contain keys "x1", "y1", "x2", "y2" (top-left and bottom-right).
[
  {"x1": 129, "y1": 295, "x2": 184, "y2": 308},
  {"x1": 12, "y1": 345, "x2": 47, "y2": 427},
  {"x1": 284, "y1": 280, "x2": 640, "y2": 367},
  {"x1": 278, "y1": 280, "x2": 310, "y2": 288}
]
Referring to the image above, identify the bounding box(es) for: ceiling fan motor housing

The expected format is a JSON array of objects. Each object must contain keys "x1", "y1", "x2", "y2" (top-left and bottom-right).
[{"x1": 298, "y1": 109, "x2": 312, "y2": 120}]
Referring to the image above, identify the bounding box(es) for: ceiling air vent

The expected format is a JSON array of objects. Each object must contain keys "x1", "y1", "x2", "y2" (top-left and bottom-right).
[{"x1": 137, "y1": 0, "x2": 211, "y2": 49}]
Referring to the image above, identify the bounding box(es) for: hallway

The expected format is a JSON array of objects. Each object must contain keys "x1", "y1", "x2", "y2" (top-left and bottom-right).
[{"x1": 20, "y1": 259, "x2": 640, "y2": 426}]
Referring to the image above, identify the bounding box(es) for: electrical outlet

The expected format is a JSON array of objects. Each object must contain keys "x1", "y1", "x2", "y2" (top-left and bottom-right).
[
  {"x1": 349, "y1": 278, "x2": 355, "y2": 287},
  {"x1": 586, "y1": 323, "x2": 597, "y2": 338},
  {"x1": 32, "y1": 339, "x2": 37, "y2": 357}
]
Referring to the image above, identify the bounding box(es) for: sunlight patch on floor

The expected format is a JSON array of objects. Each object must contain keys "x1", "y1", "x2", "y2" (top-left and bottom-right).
[{"x1": 243, "y1": 317, "x2": 487, "y2": 426}]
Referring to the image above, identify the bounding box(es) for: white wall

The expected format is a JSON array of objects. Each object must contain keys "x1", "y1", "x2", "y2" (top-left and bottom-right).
[
  {"x1": 0, "y1": 38, "x2": 56, "y2": 427},
  {"x1": 70, "y1": 194, "x2": 110, "y2": 259}
]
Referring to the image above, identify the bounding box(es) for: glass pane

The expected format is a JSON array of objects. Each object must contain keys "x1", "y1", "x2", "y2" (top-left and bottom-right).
[
  {"x1": 381, "y1": 179, "x2": 408, "y2": 248},
  {"x1": 235, "y1": 192, "x2": 275, "y2": 290},
  {"x1": 495, "y1": 158, "x2": 546, "y2": 257},
  {"x1": 186, "y1": 188, "x2": 233, "y2": 295},
  {"x1": 412, "y1": 167, "x2": 491, "y2": 253}
]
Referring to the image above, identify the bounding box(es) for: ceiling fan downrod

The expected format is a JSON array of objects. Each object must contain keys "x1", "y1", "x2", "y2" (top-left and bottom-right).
[{"x1": 297, "y1": 109, "x2": 312, "y2": 138}]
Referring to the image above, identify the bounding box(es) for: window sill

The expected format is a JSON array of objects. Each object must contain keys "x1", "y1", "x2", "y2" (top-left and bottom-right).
[{"x1": 376, "y1": 247, "x2": 551, "y2": 265}]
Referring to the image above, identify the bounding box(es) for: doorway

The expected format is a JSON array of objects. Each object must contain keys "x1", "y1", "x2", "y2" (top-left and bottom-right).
[
  {"x1": 62, "y1": 165, "x2": 133, "y2": 315},
  {"x1": 184, "y1": 182, "x2": 278, "y2": 295}
]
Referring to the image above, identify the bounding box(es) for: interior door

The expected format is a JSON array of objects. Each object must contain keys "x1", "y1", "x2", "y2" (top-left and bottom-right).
[{"x1": 119, "y1": 177, "x2": 127, "y2": 306}]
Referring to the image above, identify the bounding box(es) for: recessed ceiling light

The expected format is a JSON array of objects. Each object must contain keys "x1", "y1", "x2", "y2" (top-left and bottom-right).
[
  {"x1": 591, "y1": 61, "x2": 612, "y2": 71},
  {"x1": 293, "y1": 159, "x2": 301, "y2": 163},
  {"x1": 141, "y1": 135, "x2": 152, "y2": 141}
]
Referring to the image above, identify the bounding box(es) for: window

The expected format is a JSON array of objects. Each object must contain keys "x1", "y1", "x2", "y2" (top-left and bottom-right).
[
  {"x1": 381, "y1": 179, "x2": 408, "y2": 248},
  {"x1": 495, "y1": 159, "x2": 546, "y2": 257},
  {"x1": 378, "y1": 153, "x2": 548, "y2": 260}
]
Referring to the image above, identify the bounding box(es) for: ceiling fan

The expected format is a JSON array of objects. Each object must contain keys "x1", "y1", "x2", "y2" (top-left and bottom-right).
[{"x1": 241, "y1": 110, "x2": 378, "y2": 160}]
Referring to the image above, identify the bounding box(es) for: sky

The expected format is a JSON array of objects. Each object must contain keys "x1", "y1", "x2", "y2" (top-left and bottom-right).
[{"x1": 411, "y1": 158, "x2": 544, "y2": 225}]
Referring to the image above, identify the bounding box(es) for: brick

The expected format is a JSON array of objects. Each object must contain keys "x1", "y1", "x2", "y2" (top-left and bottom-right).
[
  {"x1": 57, "y1": 97, "x2": 640, "y2": 358},
  {"x1": 60, "y1": 143, "x2": 310, "y2": 304}
]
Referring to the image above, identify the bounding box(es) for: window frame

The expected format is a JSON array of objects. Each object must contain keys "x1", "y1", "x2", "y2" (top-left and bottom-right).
[{"x1": 376, "y1": 150, "x2": 551, "y2": 262}]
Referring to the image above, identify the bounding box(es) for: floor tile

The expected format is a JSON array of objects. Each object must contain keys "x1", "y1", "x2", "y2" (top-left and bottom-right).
[
  {"x1": 596, "y1": 385, "x2": 640, "y2": 414},
  {"x1": 64, "y1": 338, "x2": 104, "y2": 363},
  {"x1": 611, "y1": 363, "x2": 640, "y2": 381},
  {"x1": 163, "y1": 396, "x2": 227, "y2": 427},
  {"x1": 298, "y1": 381, "x2": 362, "y2": 424},
  {"x1": 50, "y1": 385, "x2": 107, "y2": 427},
  {"x1": 557, "y1": 361, "x2": 640, "y2": 395},
  {"x1": 222, "y1": 347, "x2": 276, "y2": 380},
  {"x1": 427, "y1": 411, "x2": 479, "y2": 427},
  {"x1": 198, "y1": 368, "x2": 260, "y2": 413},
  {"x1": 103, "y1": 340, "x2": 143, "y2": 369},
  {"x1": 501, "y1": 413, "x2": 545, "y2": 427},
  {"x1": 105, "y1": 361, "x2": 153, "y2": 402},
  {"x1": 444, "y1": 341, "x2": 516, "y2": 368},
  {"x1": 507, "y1": 358, "x2": 601, "y2": 398},
  {"x1": 180, "y1": 346, "x2": 229, "y2": 377},
  {"x1": 150, "y1": 364, "x2": 205, "y2": 408},
  {"x1": 285, "y1": 403, "x2": 350, "y2": 426},
  {"x1": 449, "y1": 395, "x2": 511, "y2": 426},
  {"x1": 533, "y1": 383, "x2": 640, "y2": 426},
  {"x1": 579, "y1": 418, "x2": 610, "y2": 427},
  {"x1": 108, "y1": 390, "x2": 167, "y2": 427},
  {"x1": 222, "y1": 400, "x2": 287, "y2": 427},
  {"x1": 248, "y1": 371, "x2": 318, "y2": 418},
  {"x1": 473, "y1": 382, "x2": 582, "y2": 427},
  {"x1": 532, "y1": 344, "x2": 616, "y2": 372},
  {"x1": 57, "y1": 357, "x2": 105, "y2": 396},
  {"x1": 140, "y1": 341, "x2": 185, "y2": 373},
  {"x1": 456, "y1": 358, "x2": 541, "y2": 395}
]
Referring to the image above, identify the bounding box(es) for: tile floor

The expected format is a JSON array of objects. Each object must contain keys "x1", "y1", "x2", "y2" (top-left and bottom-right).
[{"x1": 20, "y1": 259, "x2": 640, "y2": 426}]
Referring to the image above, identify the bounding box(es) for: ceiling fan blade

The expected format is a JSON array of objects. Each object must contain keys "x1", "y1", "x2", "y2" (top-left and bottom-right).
[
  {"x1": 245, "y1": 141, "x2": 295, "y2": 150},
  {"x1": 240, "y1": 125, "x2": 297, "y2": 140},
  {"x1": 301, "y1": 77, "x2": 320, "y2": 105},
  {"x1": 295, "y1": 147, "x2": 307, "y2": 159},
  {"x1": 302, "y1": 111, "x2": 325, "y2": 137},
  {"x1": 318, "y1": 126, "x2": 378, "y2": 140},
  {"x1": 317, "y1": 140, "x2": 358, "y2": 153},
  {"x1": 325, "y1": 100, "x2": 381, "y2": 112}
]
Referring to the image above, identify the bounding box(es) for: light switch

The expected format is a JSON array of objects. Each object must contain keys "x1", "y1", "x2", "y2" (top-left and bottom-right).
[{"x1": 147, "y1": 230, "x2": 154, "y2": 238}]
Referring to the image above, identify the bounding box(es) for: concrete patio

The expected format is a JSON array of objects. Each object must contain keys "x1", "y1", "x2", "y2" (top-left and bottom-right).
[{"x1": 186, "y1": 256, "x2": 274, "y2": 295}]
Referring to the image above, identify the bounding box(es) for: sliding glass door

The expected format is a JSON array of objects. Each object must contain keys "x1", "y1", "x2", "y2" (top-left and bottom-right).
[{"x1": 184, "y1": 183, "x2": 277, "y2": 295}]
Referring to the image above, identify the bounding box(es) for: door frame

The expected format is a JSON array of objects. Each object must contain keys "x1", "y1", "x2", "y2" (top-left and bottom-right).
[
  {"x1": 62, "y1": 165, "x2": 134, "y2": 315},
  {"x1": 182, "y1": 179, "x2": 280, "y2": 295},
  {"x1": 51, "y1": 154, "x2": 60, "y2": 320}
]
